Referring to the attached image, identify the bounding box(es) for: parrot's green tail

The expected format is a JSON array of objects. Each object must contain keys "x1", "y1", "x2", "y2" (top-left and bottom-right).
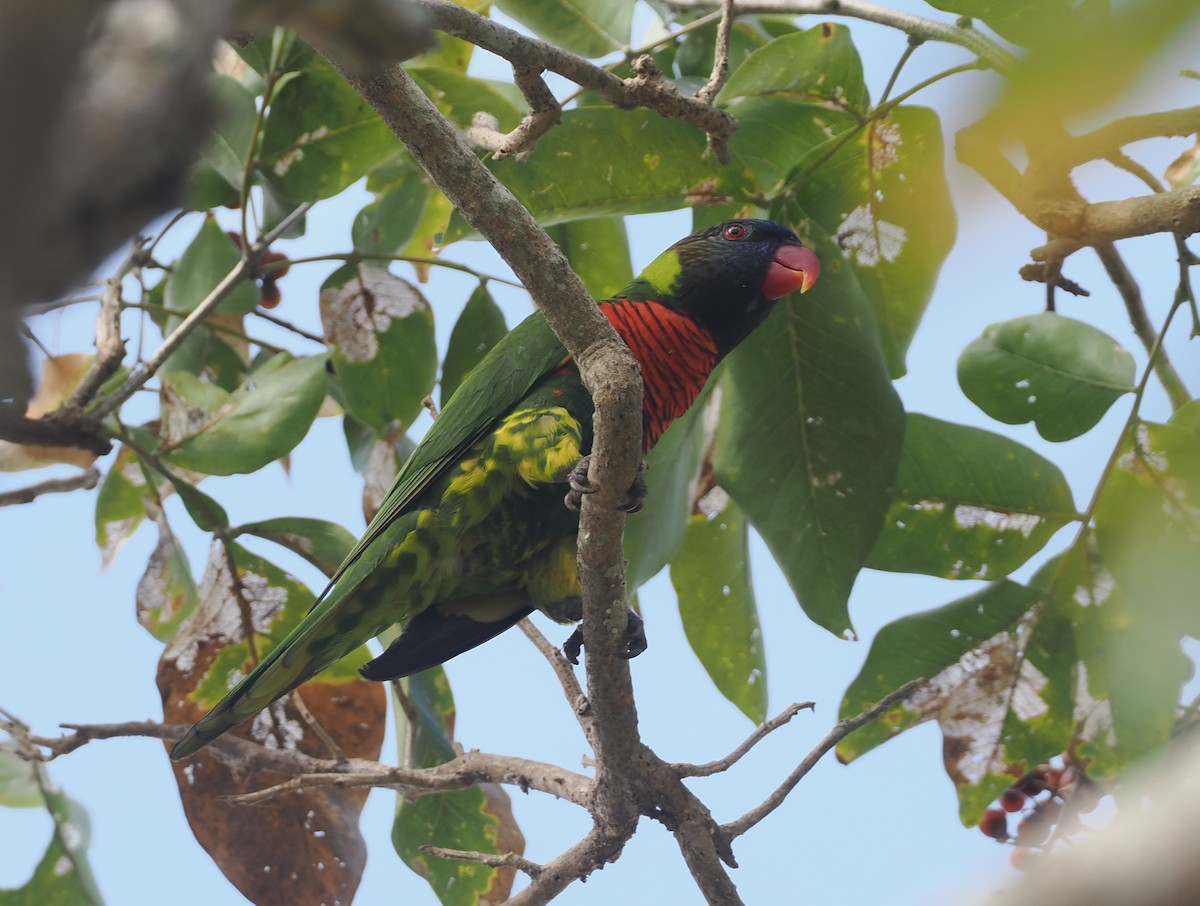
[{"x1": 170, "y1": 603, "x2": 365, "y2": 761}]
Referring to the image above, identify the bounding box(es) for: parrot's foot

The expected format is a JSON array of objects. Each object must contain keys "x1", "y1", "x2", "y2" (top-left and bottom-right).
[
  {"x1": 562, "y1": 609, "x2": 647, "y2": 665},
  {"x1": 563, "y1": 455, "x2": 648, "y2": 514}
]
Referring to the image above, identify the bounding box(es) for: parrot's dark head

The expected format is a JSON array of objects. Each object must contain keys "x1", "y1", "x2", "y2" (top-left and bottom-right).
[{"x1": 628, "y1": 219, "x2": 820, "y2": 355}]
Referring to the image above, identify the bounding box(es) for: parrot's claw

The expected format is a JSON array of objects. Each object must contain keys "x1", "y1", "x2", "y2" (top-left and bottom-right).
[
  {"x1": 560, "y1": 609, "x2": 647, "y2": 665},
  {"x1": 619, "y1": 610, "x2": 647, "y2": 659},
  {"x1": 564, "y1": 455, "x2": 648, "y2": 514},
  {"x1": 563, "y1": 627, "x2": 584, "y2": 665}
]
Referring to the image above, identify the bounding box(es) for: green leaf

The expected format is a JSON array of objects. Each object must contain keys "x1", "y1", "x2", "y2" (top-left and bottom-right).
[
  {"x1": 320, "y1": 264, "x2": 437, "y2": 431},
  {"x1": 1095, "y1": 421, "x2": 1200, "y2": 632},
  {"x1": 673, "y1": 18, "x2": 771, "y2": 83},
  {"x1": 392, "y1": 670, "x2": 524, "y2": 906},
  {"x1": 624, "y1": 385, "x2": 716, "y2": 592},
  {"x1": 409, "y1": 67, "x2": 523, "y2": 132},
  {"x1": 153, "y1": 466, "x2": 230, "y2": 533},
  {"x1": 448, "y1": 108, "x2": 754, "y2": 238},
  {"x1": 1033, "y1": 544, "x2": 1187, "y2": 775},
  {"x1": 0, "y1": 751, "x2": 41, "y2": 808},
  {"x1": 94, "y1": 446, "x2": 151, "y2": 569},
  {"x1": 493, "y1": 0, "x2": 631, "y2": 58},
  {"x1": 165, "y1": 216, "x2": 258, "y2": 317},
  {"x1": 235, "y1": 516, "x2": 357, "y2": 578},
  {"x1": 259, "y1": 57, "x2": 400, "y2": 203},
  {"x1": 136, "y1": 501, "x2": 199, "y2": 642},
  {"x1": 184, "y1": 73, "x2": 258, "y2": 211},
  {"x1": 868, "y1": 414, "x2": 1076, "y2": 579},
  {"x1": 922, "y1": 0, "x2": 1104, "y2": 47},
  {"x1": 713, "y1": 226, "x2": 904, "y2": 637},
  {"x1": 837, "y1": 580, "x2": 1051, "y2": 822},
  {"x1": 161, "y1": 354, "x2": 326, "y2": 476},
  {"x1": 547, "y1": 217, "x2": 633, "y2": 299},
  {"x1": 721, "y1": 23, "x2": 870, "y2": 112},
  {"x1": 957, "y1": 313, "x2": 1136, "y2": 441},
  {"x1": 671, "y1": 500, "x2": 767, "y2": 723},
  {"x1": 0, "y1": 766, "x2": 103, "y2": 906},
  {"x1": 352, "y1": 166, "x2": 429, "y2": 257},
  {"x1": 778, "y1": 106, "x2": 956, "y2": 376},
  {"x1": 728, "y1": 96, "x2": 852, "y2": 199},
  {"x1": 441, "y1": 284, "x2": 508, "y2": 408}
]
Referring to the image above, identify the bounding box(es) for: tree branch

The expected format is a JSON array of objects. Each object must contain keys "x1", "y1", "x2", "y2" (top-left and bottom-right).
[
  {"x1": 665, "y1": 0, "x2": 1016, "y2": 73},
  {"x1": 412, "y1": 0, "x2": 738, "y2": 152},
  {"x1": 723, "y1": 679, "x2": 926, "y2": 839},
  {"x1": 1094, "y1": 243, "x2": 1192, "y2": 409},
  {"x1": 673, "y1": 701, "x2": 816, "y2": 778},
  {"x1": 0, "y1": 468, "x2": 100, "y2": 507},
  {"x1": 90, "y1": 202, "x2": 312, "y2": 421}
]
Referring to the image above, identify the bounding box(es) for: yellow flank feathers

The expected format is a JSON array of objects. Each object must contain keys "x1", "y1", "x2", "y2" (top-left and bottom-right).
[
  {"x1": 493, "y1": 406, "x2": 583, "y2": 486},
  {"x1": 523, "y1": 537, "x2": 582, "y2": 619}
]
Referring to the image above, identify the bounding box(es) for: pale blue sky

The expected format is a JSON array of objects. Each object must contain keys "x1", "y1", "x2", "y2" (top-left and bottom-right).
[{"x1": 2, "y1": 4, "x2": 1198, "y2": 904}]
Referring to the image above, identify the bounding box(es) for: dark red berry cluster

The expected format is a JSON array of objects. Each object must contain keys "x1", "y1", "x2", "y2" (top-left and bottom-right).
[
  {"x1": 978, "y1": 761, "x2": 1106, "y2": 870},
  {"x1": 226, "y1": 231, "x2": 290, "y2": 310}
]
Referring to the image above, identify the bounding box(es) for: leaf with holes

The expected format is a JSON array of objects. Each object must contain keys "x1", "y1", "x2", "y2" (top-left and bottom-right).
[
  {"x1": 713, "y1": 223, "x2": 904, "y2": 637},
  {"x1": 158, "y1": 541, "x2": 385, "y2": 906},
  {"x1": 392, "y1": 669, "x2": 525, "y2": 906},
  {"x1": 321, "y1": 264, "x2": 437, "y2": 432},
  {"x1": 671, "y1": 498, "x2": 767, "y2": 723},
  {"x1": 957, "y1": 313, "x2": 1135, "y2": 441},
  {"x1": 836, "y1": 580, "x2": 1080, "y2": 823},
  {"x1": 0, "y1": 765, "x2": 102, "y2": 905},
  {"x1": 868, "y1": 414, "x2": 1076, "y2": 579},
  {"x1": 259, "y1": 57, "x2": 400, "y2": 203},
  {"x1": 136, "y1": 499, "x2": 199, "y2": 642},
  {"x1": 777, "y1": 106, "x2": 955, "y2": 376}
]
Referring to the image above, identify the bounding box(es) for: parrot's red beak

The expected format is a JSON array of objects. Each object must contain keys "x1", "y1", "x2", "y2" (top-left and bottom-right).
[{"x1": 763, "y1": 243, "x2": 820, "y2": 300}]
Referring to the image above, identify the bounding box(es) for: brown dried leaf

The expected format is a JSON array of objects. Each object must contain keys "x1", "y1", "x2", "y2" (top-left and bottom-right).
[
  {"x1": 0, "y1": 354, "x2": 97, "y2": 470},
  {"x1": 1165, "y1": 135, "x2": 1200, "y2": 188},
  {"x1": 908, "y1": 631, "x2": 1048, "y2": 787},
  {"x1": 159, "y1": 541, "x2": 386, "y2": 906}
]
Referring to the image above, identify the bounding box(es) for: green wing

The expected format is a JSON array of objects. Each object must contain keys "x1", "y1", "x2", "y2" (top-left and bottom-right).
[{"x1": 317, "y1": 310, "x2": 569, "y2": 600}]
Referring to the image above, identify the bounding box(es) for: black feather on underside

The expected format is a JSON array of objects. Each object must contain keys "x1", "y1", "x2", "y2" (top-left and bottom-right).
[{"x1": 358, "y1": 600, "x2": 535, "y2": 681}]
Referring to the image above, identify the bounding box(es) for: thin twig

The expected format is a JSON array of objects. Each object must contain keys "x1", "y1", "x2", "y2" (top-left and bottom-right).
[
  {"x1": 0, "y1": 467, "x2": 100, "y2": 507},
  {"x1": 91, "y1": 202, "x2": 312, "y2": 420},
  {"x1": 61, "y1": 238, "x2": 142, "y2": 411},
  {"x1": 290, "y1": 689, "x2": 347, "y2": 762},
  {"x1": 723, "y1": 678, "x2": 926, "y2": 838},
  {"x1": 1094, "y1": 243, "x2": 1191, "y2": 410},
  {"x1": 696, "y1": 0, "x2": 735, "y2": 105},
  {"x1": 419, "y1": 845, "x2": 544, "y2": 878},
  {"x1": 674, "y1": 701, "x2": 816, "y2": 778},
  {"x1": 665, "y1": 0, "x2": 1016, "y2": 73},
  {"x1": 519, "y1": 618, "x2": 594, "y2": 744}
]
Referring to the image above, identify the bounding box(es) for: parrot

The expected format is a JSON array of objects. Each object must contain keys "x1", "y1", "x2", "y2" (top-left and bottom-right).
[{"x1": 170, "y1": 219, "x2": 819, "y2": 760}]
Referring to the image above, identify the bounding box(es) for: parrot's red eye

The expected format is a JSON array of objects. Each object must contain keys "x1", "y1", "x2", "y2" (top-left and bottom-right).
[{"x1": 723, "y1": 224, "x2": 747, "y2": 241}]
